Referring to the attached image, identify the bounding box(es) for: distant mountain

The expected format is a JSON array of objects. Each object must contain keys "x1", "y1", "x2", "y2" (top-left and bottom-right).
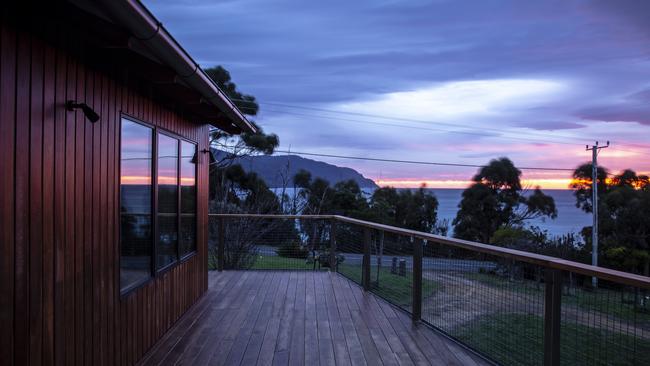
[{"x1": 215, "y1": 151, "x2": 378, "y2": 188}]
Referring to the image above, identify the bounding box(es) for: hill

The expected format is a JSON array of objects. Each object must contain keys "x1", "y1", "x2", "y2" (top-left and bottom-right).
[{"x1": 216, "y1": 151, "x2": 378, "y2": 188}]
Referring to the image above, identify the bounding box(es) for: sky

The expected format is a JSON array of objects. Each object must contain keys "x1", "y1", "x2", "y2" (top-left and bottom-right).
[{"x1": 145, "y1": 0, "x2": 650, "y2": 189}]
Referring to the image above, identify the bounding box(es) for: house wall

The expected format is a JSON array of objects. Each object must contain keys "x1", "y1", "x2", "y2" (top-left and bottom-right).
[{"x1": 0, "y1": 19, "x2": 210, "y2": 366}]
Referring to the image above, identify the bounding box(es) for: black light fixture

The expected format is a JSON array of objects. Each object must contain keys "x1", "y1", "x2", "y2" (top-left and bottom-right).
[
  {"x1": 66, "y1": 100, "x2": 100, "y2": 123},
  {"x1": 201, "y1": 149, "x2": 217, "y2": 164},
  {"x1": 191, "y1": 149, "x2": 216, "y2": 164}
]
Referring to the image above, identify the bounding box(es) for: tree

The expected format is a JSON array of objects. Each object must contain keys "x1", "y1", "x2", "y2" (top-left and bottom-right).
[
  {"x1": 205, "y1": 66, "x2": 279, "y2": 163},
  {"x1": 208, "y1": 166, "x2": 300, "y2": 269},
  {"x1": 329, "y1": 180, "x2": 369, "y2": 217},
  {"x1": 366, "y1": 185, "x2": 442, "y2": 283},
  {"x1": 369, "y1": 185, "x2": 440, "y2": 233},
  {"x1": 491, "y1": 226, "x2": 584, "y2": 288},
  {"x1": 293, "y1": 169, "x2": 333, "y2": 216},
  {"x1": 205, "y1": 65, "x2": 279, "y2": 202},
  {"x1": 571, "y1": 165, "x2": 650, "y2": 275},
  {"x1": 569, "y1": 163, "x2": 609, "y2": 213},
  {"x1": 453, "y1": 157, "x2": 557, "y2": 243}
]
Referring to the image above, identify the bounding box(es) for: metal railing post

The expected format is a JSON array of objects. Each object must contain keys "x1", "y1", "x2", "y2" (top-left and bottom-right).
[
  {"x1": 330, "y1": 218, "x2": 337, "y2": 272},
  {"x1": 218, "y1": 216, "x2": 225, "y2": 272},
  {"x1": 412, "y1": 238, "x2": 423, "y2": 322},
  {"x1": 362, "y1": 227, "x2": 371, "y2": 291},
  {"x1": 544, "y1": 268, "x2": 563, "y2": 366}
]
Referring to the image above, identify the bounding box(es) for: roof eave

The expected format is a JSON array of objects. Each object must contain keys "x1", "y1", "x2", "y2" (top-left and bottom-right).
[{"x1": 97, "y1": 0, "x2": 256, "y2": 134}]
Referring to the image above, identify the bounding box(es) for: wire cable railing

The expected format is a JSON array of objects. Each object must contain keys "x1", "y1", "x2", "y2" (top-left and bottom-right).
[{"x1": 209, "y1": 213, "x2": 650, "y2": 366}]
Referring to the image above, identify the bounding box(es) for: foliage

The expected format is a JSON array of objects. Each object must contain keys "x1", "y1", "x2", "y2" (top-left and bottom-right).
[
  {"x1": 293, "y1": 172, "x2": 444, "y2": 235},
  {"x1": 569, "y1": 162, "x2": 610, "y2": 213},
  {"x1": 453, "y1": 157, "x2": 557, "y2": 243},
  {"x1": 205, "y1": 66, "x2": 259, "y2": 116},
  {"x1": 206, "y1": 65, "x2": 280, "y2": 218},
  {"x1": 368, "y1": 185, "x2": 443, "y2": 234},
  {"x1": 211, "y1": 164, "x2": 284, "y2": 213},
  {"x1": 293, "y1": 169, "x2": 370, "y2": 217},
  {"x1": 205, "y1": 66, "x2": 279, "y2": 166},
  {"x1": 207, "y1": 164, "x2": 300, "y2": 268},
  {"x1": 571, "y1": 165, "x2": 650, "y2": 275},
  {"x1": 490, "y1": 226, "x2": 584, "y2": 259}
]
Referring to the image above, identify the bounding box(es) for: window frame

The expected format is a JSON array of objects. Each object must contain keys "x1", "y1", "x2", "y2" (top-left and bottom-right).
[{"x1": 119, "y1": 114, "x2": 199, "y2": 297}]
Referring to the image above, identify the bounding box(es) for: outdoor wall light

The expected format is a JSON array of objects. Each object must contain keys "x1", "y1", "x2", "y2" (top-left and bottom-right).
[
  {"x1": 66, "y1": 100, "x2": 100, "y2": 123},
  {"x1": 203, "y1": 149, "x2": 217, "y2": 164},
  {"x1": 191, "y1": 149, "x2": 216, "y2": 164}
]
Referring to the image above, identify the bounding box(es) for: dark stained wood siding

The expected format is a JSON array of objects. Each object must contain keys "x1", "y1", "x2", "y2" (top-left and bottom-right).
[{"x1": 0, "y1": 20, "x2": 210, "y2": 366}]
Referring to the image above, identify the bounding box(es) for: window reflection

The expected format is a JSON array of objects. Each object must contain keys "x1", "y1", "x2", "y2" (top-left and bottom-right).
[
  {"x1": 180, "y1": 141, "x2": 197, "y2": 257},
  {"x1": 157, "y1": 134, "x2": 178, "y2": 269},
  {"x1": 120, "y1": 119, "x2": 153, "y2": 293},
  {"x1": 120, "y1": 118, "x2": 199, "y2": 290}
]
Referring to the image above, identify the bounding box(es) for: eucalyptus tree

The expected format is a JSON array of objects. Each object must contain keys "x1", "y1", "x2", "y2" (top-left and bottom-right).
[{"x1": 453, "y1": 157, "x2": 557, "y2": 243}]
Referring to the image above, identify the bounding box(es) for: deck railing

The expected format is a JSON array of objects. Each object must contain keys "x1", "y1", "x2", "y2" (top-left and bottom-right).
[{"x1": 208, "y1": 214, "x2": 650, "y2": 366}]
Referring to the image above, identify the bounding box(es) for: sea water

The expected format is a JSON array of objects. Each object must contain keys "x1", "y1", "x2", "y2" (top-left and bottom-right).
[
  {"x1": 273, "y1": 188, "x2": 591, "y2": 238},
  {"x1": 432, "y1": 189, "x2": 590, "y2": 237}
]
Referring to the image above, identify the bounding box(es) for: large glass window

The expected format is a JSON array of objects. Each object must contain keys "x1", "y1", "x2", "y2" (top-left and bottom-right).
[
  {"x1": 180, "y1": 141, "x2": 197, "y2": 257},
  {"x1": 120, "y1": 117, "x2": 199, "y2": 294},
  {"x1": 157, "y1": 134, "x2": 179, "y2": 270},
  {"x1": 120, "y1": 119, "x2": 153, "y2": 292}
]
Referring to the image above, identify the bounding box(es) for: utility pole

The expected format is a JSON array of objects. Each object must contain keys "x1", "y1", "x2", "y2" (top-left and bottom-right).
[{"x1": 586, "y1": 141, "x2": 609, "y2": 288}]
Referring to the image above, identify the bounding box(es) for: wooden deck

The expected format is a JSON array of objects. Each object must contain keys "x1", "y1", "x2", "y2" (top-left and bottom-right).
[{"x1": 138, "y1": 271, "x2": 489, "y2": 366}]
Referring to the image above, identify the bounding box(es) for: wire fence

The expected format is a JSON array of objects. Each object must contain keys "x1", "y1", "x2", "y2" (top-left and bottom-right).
[
  {"x1": 208, "y1": 215, "x2": 333, "y2": 271},
  {"x1": 209, "y1": 214, "x2": 650, "y2": 366}
]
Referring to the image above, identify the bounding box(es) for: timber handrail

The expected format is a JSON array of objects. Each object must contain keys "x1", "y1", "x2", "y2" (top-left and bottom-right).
[{"x1": 209, "y1": 213, "x2": 650, "y2": 289}]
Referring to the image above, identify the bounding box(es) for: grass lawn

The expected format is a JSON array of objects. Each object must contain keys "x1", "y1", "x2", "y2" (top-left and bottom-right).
[
  {"x1": 562, "y1": 288, "x2": 650, "y2": 323},
  {"x1": 337, "y1": 264, "x2": 440, "y2": 307},
  {"x1": 462, "y1": 272, "x2": 650, "y2": 323},
  {"x1": 452, "y1": 313, "x2": 650, "y2": 366},
  {"x1": 461, "y1": 271, "x2": 544, "y2": 294},
  {"x1": 250, "y1": 255, "x2": 325, "y2": 270}
]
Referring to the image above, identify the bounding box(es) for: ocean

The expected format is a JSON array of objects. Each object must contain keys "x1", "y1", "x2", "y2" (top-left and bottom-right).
[
  {"x1": 431, "y1": 188, "x2": 590, "y2": 237},
  {"x1": 274, "y1": 187, "x2": 591, "y2": 238}
]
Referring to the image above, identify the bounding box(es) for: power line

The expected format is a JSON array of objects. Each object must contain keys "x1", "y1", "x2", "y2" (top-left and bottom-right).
[
  {"x1": 233, "y1": 98, "x2": 603, "y2": 144},
  {"x1": 245, "y1": 106, "x2": 583, "y2": 147},
  {"x1": 237, "y1": 103, "x2": 650, "y2": 156},
  {"x1": 273, "y1": 149, "x2": 576, "y2": 171}
]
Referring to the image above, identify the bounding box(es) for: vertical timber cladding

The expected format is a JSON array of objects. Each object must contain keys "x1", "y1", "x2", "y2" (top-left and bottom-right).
[{"x1": 0, "y1": 19, "x2": 210, "y2": 366}]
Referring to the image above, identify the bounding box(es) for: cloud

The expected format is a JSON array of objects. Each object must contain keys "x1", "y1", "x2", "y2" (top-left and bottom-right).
[
  {"x1": 145, "y1": 0, "x2": 650, "y2": 187},
  {"x1": 576, "y1": 88, "x2": 650, "y2": 125},
  {"x1": 577, "y1": 105, "x2": 650, "y2": 126},
  {"x1": 514, "y1": 121, "x2": 586, "y2": 131},
  {"x1": 337, "y1": 79, "x2": 566, "y2": 120}
]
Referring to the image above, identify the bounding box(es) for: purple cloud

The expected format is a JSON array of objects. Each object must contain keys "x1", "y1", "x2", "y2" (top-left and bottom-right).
[{"x1": 144, "y1": 0, "x2": 650, "y2": 186}]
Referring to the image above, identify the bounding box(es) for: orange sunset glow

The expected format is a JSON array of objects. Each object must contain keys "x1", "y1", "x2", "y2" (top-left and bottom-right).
[
  {"x1": 374, "y1": 178, "x2": 576, "y2": 189},
  {"x1": 121, "y1": 176, "x2": 196, "y2": 185},
  {"x1": 375, "y1": 173, "x2": 648, "y2": 190}
]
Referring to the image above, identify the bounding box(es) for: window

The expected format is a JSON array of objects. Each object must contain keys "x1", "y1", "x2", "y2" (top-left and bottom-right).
[
  {"x1": 156, "y1": 134, "x2": 179, "y2": 270},
  {"x1": 120, "y1": 117, "x2": 198, "y2": 293},
  {"x1": 120, "y1": 119, "x2": 153, "y2": 292},
  {"x1": 180, "y1": 141, "x2": 197, "y2": 257}
]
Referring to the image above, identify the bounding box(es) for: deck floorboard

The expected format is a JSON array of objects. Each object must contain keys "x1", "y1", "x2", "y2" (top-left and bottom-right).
[{"x1": 138, "y1": 271, "x2": 490, "y2": 366}]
